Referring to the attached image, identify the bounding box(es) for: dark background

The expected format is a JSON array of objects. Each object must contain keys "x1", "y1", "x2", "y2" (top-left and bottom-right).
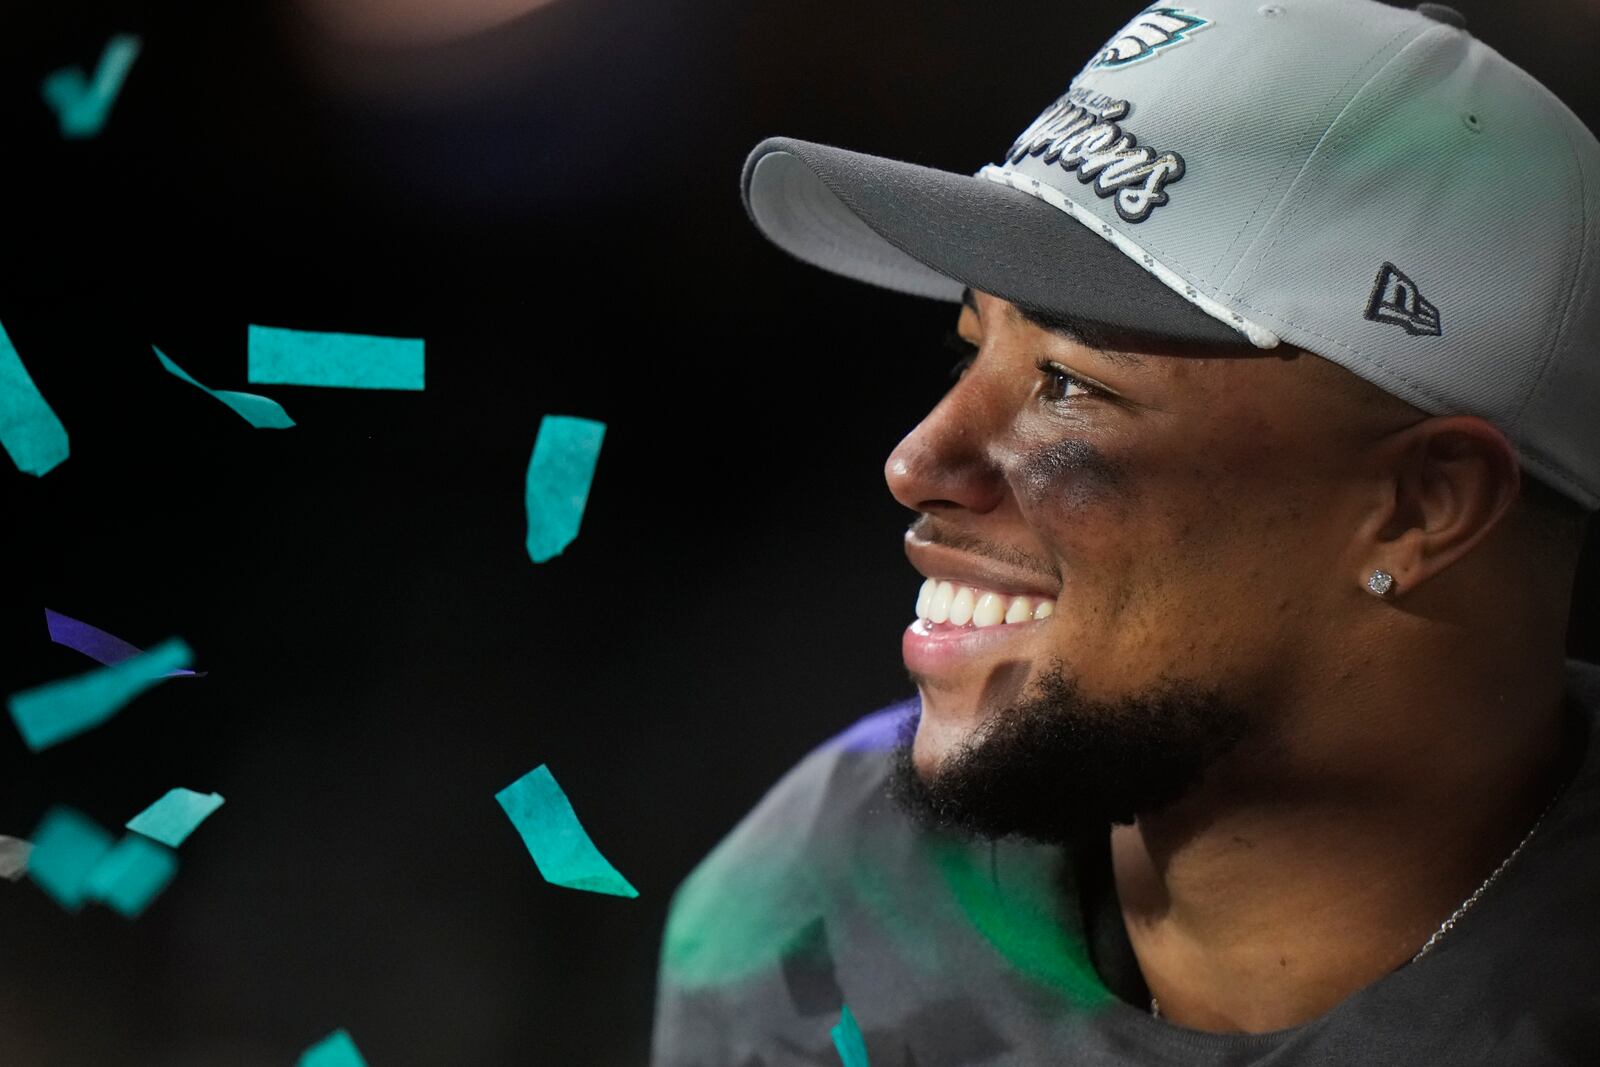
[{"x1": 0, "y1": 1, "x2": 1595, "y2": 1063}]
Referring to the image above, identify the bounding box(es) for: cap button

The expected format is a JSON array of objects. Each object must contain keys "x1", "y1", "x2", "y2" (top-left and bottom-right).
[{"x1": 1416, "y1": 3, "x2": 1468, "y2": 29}]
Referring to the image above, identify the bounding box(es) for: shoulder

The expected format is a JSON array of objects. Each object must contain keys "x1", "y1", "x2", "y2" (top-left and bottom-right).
[{"x1": 657, "y1": 698, "x2": 917, "y2": 992}]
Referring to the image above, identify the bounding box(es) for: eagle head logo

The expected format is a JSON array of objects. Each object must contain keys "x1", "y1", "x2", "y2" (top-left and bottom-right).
[{"x1": 1092, "y1": 6, "x2": 1211, "y2": 70}]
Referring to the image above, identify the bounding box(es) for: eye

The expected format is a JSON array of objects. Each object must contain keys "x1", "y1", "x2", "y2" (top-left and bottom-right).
[
  {"x1": 1036, "y1": 359, "x2": 1100, "y2": 402},
  {"x1": 944, "y1": 331, "x2": 979, "y2": 380}
]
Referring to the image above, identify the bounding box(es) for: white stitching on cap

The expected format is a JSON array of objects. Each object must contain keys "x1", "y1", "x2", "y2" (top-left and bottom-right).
[{"x1": 977, "y1": 165, "x2": 1280, "y2": 348}]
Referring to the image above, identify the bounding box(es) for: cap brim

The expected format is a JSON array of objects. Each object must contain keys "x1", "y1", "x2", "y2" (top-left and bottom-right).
[{"x1": 742, "y1": 136, "x2": 1245, "y2": 347}]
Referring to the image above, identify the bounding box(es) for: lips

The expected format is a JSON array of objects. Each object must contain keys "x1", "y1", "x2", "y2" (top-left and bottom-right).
[
  {"x1": 902, "y1": 532, "x2": 1060, "y2": 602},
  {"x1": 900, "y1": 535, "x2": 1060, "y2": 681},
  {"x1": 902, "y1": 576, "x2": 1056, "y2": 680}
]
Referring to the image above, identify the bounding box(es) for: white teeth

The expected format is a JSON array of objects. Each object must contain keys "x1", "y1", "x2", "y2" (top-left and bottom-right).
[
  {"x1": 948, "y1": 586, "x2": 975, "y2": 626},
  {"x1": 915, "y1": 581, "x2": 1055, "y2": 628},
  {"x1": 973, "y1": 592, "x2": 1005, "y2": 628}
]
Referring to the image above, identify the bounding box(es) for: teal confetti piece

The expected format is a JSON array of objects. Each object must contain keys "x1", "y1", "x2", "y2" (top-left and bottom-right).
[
  {"x1": 0, "y1": 317, "x2": 69, "y2": 476},
  {"x1": 153, "y1": 345, "x2": 294, "y2": 429},
  {"x1": 248, "y1": 324, "x2": 424, "y2": 391},
  {"x1": 7, "y1": 637, "x2": 192, "y2": 752},
  {"x1": 831, "y1": 1004, "x2": 870, "y2": 1067},
  {"x1": 297, "y1": 1029, "x2": 369, "y2": 1067},
  {"x1": 524, "y1": 415, "x2": 606, "y2": 563},
  {"x1": 40, "y1": 33, "x2": 142, "y2": 139},
  {"x1": 26, "y1": 807, "x2": 113, "y2": 910},
  {"x1": 126, "y1": 788, "x2": 224, "y2": 848},
  {"x1": 83, "y1": 834, "x2": 177, "y2": 918},
  {"x1": 495, "y1": 763, "x2": 637, "y2": 898}
]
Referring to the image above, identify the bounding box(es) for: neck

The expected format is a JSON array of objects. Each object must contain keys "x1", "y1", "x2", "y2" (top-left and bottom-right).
[{"x1": 1110, "y1": 652, "x2": 1571, "y2": 1033}]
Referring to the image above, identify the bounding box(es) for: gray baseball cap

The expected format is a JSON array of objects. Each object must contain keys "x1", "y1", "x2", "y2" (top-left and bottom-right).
[{"x1": 742, "y1": 0, "x2": 1600, "y2": 509}]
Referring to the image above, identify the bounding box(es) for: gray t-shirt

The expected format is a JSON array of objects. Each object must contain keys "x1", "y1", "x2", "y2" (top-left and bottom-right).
[{"x1": 651, "y1": 660, "x2": 1600, "y2": 1065}]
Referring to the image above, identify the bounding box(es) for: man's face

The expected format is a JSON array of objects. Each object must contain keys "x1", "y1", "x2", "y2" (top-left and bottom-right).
[{"x1": 886, "y1": 290, "x2": 1421, "y2": 835}]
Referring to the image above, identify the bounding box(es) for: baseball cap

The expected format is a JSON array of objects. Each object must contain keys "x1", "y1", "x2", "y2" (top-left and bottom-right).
[{"x1": 741, "y1": 0, "x2": 1600, "y2": 509}]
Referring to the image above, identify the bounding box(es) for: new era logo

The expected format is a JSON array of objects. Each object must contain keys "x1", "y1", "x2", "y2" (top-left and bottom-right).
[{"x1": 1365, "y1": 263, "x2": 1441, "y2": 336}]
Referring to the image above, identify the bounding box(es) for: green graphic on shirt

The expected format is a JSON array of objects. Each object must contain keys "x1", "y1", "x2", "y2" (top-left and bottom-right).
[
  {"x1": 929, "y1": 837, "x2": 1113, "y2": 1007},
  {"x1": 661, "y1": 803, "x2": 827, "y2": 989},
  {"x1": 660, "y1": 740, "x2": 1112, "y2": 1012}
]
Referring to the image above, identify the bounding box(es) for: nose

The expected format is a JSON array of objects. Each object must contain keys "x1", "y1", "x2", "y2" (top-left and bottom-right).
[{"x1": 884, "y1": 373, "x2": 1008, "y2": 516}]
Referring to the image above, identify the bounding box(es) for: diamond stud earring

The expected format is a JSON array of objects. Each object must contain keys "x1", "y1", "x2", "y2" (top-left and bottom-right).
[{"x1": 1366, "y1": 569, "x2": 1396, "y2": 597}]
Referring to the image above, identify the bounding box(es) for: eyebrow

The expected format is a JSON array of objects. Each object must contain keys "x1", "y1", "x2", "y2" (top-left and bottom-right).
[{"x1": 959, "y1": 287, "x2": 1146, "y2": 368}]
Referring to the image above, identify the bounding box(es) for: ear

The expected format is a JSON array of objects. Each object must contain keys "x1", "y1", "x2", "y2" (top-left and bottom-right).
[{"x1": 1356, "y1": 415, "x2": 1521, "y2": 597}]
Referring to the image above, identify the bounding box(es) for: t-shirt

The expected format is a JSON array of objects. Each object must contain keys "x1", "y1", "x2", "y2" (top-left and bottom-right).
[{"x1": 651, "y1": 659, "x2": 1600, "y2": 1066}]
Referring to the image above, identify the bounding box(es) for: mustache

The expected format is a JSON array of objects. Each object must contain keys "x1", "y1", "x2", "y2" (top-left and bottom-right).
[{"x1": 907, "y1": 515, "x2": 1059, "y2": 583}]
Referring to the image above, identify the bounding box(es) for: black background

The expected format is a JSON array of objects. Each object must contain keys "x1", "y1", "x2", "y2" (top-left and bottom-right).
[{"x1": 1, "y1": 1, "x2": 1596, "y2": 1063}]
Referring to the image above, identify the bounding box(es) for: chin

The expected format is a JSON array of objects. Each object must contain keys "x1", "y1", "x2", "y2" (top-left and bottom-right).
[
  {"x1": 892, "y1": 662, "x2": 1253, "y2": 845},
  {"x1": 909, "y1": 710, "x2": 970, "y2": 777},
  {"x1": 907, "y1": 659, "x2": 1036, "y2": 771}
]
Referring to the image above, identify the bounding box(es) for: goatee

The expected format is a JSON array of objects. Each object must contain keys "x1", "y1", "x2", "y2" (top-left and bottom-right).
[{"x1": 889, "y1": 663, "x2": 1249, "y2": 845}]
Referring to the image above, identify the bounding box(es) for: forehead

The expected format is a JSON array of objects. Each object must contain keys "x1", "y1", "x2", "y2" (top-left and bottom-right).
[
  {"x1": 959, "y1": 286, "x2": 1425, "y2": 436},
  {"x1": 960, "y1": 287, "x2": 1232, "y2": 372}
]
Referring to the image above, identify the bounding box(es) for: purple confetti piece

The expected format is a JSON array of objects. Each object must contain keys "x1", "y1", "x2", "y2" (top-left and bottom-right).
[
  {"x1": 45, "y1": 609, "x2": 199, "y2": 677},
  {"x1": 827, "y1": 698, "x2": 920, "y2": 754}
]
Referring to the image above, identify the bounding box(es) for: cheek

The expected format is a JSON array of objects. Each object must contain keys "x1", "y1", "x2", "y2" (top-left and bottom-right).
[
  {"x1": 1012, "y1": 434, "x2": 1141, "y2": 588},
  {"x1": 1011, "y1": 436, "x2": 1150, "y2": 663},
  {"x1": 1013, "y1": 432, "x2": 1315, "y2": 684},
  {"x1": 1014, "y1": 436, "x2": 1130, "y2": 515}
]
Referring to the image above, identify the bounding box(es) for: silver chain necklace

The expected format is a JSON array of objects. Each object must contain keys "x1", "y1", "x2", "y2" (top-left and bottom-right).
[
  {"x1": 1149, "y1": 788, "x2": 1564, "y2": 1021},
  {"x1": 1405, "y1": 789, "x2": 1559, "y2": 964}
]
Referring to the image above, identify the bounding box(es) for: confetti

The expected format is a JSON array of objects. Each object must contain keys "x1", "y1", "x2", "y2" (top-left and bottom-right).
[
  {"x1": 247, "y1": 324, "x2": 423, "y2": 391},
  {"x1": 830, "y1": 700, "x2": 918, "y2": 753},
  {"x1": 153, "y1": 345, "x2": 294, "y2": 429},
  {"x1": 297, "y1": 1029, "x2": 369, "y2": 1067},
  {"x1": 83, "y1": 834, "x2": 177, "y2": 918},
  {"x1": 495, "y1": 763, "x2": 637, "y2": 898},
  {"x1": 45, "y1": 609, "x2": 198, "y2": 676},
  {"x1": 0, "y1": 317, "x2": 69, "y2": 476},
  {"x1": 0, "y1": 835, "x2": 30, "y2": 881},
  {"x1": 831, "y1": 1004, "x2": 870, "y2": 1067},
  {"x1": 39, "y1": 33, "x2": 141, "y2": 139},
  {"x1": 524, "y1": 415, "x2": 605, "y2": 563},
  {"x1": 7, "y1": 637, "x2": 192, "y2": 751},
  {"x1": 26, "y1": 807, "x2": 113, "y2": 910},
  {"x1": 126, "y1": 788, "x2": 224, "y2": 848}
]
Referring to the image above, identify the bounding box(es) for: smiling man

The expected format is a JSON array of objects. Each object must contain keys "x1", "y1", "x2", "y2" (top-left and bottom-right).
[{"x1": 652, "y1": 1, "x2": 1600, "y2": 1063}]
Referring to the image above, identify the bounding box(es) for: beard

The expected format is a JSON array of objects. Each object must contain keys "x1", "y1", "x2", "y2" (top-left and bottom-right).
[{"x1": 889, "y1": 661, "x2": 1250, "y2": 845}]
